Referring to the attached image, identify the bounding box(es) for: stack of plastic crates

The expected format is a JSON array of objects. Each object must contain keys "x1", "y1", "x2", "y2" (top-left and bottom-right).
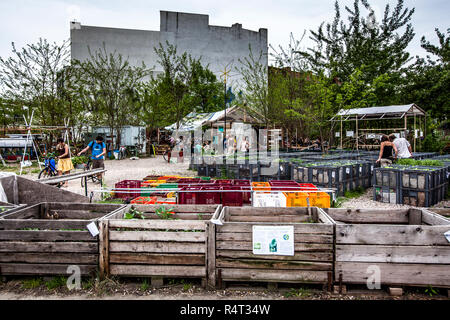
[{"x1": 114, "y1": 180, "x2": 142, "y2": 200}]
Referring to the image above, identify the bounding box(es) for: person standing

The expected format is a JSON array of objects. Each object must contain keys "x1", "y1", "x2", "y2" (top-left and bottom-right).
[
  {"x1": 56, "y1": 138, "x2": 74, "y2": 188},
  {"x1": 376, "y1": 135, "x2": 398, "y2": 167},
  {"x1": 77, "y1": 136, "x2": 106, "y2": 182},
  {"x1": 389, "y1": 133, "x2": 412, "y2": 159}
]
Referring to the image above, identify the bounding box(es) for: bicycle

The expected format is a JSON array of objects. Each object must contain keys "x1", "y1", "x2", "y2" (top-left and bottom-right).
[
  {"x1": 38, "y1": 154, "x2": 62, "y2": 188},
  {"x1": 117, "y1": 145, "x2": 127, "y2": 160},
  {"x1": 80, "y1": 158, "x2": 102, "y2": 187}
]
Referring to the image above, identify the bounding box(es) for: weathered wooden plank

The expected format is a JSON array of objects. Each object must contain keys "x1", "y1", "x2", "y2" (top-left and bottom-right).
[
  {"x1": 422, "y1": 210, "x2": 450, "y2": 225},
  {"x1": 99, "y1": 220, "x2": 109, "y2": 278},
  {"x1": 109, "y1": 253, "x2": 205, "y2": 265},
  {"x1": 217, "y1": 223, "x2": 333, "y2": 234},
  {"x1": 408, "y1": 208, "x2": 422, "y2": 225},
  {"x1": 143, "y1": 214, "x2": 213, "y2": 220},
  {"x1": 217, "y1": 250, "x2": 333, "y2": 262},
  {"x1": 336, "y1": 245, "x2": 450, "y2": 264},
  {"x1": 0, "y1": 242, "x2": 98, "y2": 253},
  {"x1": 216, "y1": 232, "x2": 333, "y2": 243},
  {"x1": 216, "y1": 241, "x2": 333, "y2": 252},
  {"x1": 0, "y1": 252, "x2": 98, "y2": 264},
  {"x1": 219, "y1": 268, "x2": 329, "y2": 283},
  {"x1": 108, "y1": 219, "x2": 206, "y2": 231},
  {"x1": 0, "y1": 230, "x2": 94, "y2": 241},
  {"x1": 109, "y1": 265, "x2": 206, "y2": 277},
  {"x1": 428, "y1": 208, "x2": 450, "y2": 217},
  {"x1": 0, "y1": 263, "x2": 96, "y2": 275},
  {"x1": 109, "y1": 231, "x2": 205, "y2": 242},
  {"x1": 227, "y1": 207, "x2": 315, "y2": 216},
  {"x1": 336, "y1": 224, "x2": 450, "y2": 246},
  {"x1": 216, "y1": 258, "x2": 332, "y2": 271},
  {"x1": 228, "y1": 215, "x2": 311, "y2": 223},
  {"x1": 206, "y1": 221, "x2": 216, "y2": 289},
  {"x1": 336, "y1": 262, "x2": 450, "y2": 287},
  {"x1": 46, "y1": 210, "x2": 112, "y2": 220},
  {"x1": 326, "y1": 208, "x2": 409, "y2": 224},
  {"x1": 129, "y1": 204, "x2": 219, "y2": 213},
  {"x1": 109, "y1": 242, "x2": 205, "y2": 254},
  {"x1": 0, "y1": 220, "x2": 92, "y2": 230}
]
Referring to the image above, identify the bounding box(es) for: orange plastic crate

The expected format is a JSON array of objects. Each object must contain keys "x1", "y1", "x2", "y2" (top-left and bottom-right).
[
  {"x1": 309, "y1": 192, "x2": 331, "y2": 208},
  {"x1": 283, "y1": 191, "x2": 310, "y2": 207},
  {"x1": 252, "y1": 182, "x2": 271, "y2": 192},
  {"x1": 130, "y1": 196, "x2": 157, "y2": 205}
]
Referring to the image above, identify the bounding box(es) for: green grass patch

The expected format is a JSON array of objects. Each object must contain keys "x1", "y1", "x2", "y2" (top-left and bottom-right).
[
  {"x1": 22, "y1": 278, "x2": 43, "y2": 289},
  {"x1": 343, "y1": 187, "x2": 366, "y2": 199},
  {"x1": 45, "y1": 276, "x2": 67, "y2": 290}
]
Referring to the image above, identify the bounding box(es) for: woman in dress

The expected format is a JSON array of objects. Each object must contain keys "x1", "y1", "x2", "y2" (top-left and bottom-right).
[{"x1": 56, "y1": 138, "x2": 74, "y2": 187}]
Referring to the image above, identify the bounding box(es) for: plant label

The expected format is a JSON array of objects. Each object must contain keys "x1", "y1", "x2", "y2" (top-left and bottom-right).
[
  {"x1": 86, "y1": 222, "x2": 99, "y2": 237},
  {"x1": 444, "y1": 230, "x2": 450, "y2": 243},
  {"x1": 252, "y1": 225, "x2": 294, "y2": 256}
]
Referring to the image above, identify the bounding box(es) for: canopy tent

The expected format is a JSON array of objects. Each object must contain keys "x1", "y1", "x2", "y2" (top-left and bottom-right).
[
  {"x1": 330, "y1": 104, "x2": 427, "y2": 151},
  {"x1": 164, "y1": 106, "x2": 261, "y2": 132}
]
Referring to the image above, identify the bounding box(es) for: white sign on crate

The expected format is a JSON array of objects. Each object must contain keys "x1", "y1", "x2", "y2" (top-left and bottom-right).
[
  {"x1": 346, "y1": 131, "x2": 354, "y2": 137},
  {"x1": 252, "y1": 225, "x2": 294, "y2": 256}
]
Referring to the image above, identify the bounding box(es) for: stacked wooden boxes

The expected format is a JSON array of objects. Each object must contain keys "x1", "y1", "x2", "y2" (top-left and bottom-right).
[
  {"x1": 0, "y1": 202, "x2": 124, "y2": 276},
  {"x1": 325, "y1": 208, "x2": 450, "y2": 289}
]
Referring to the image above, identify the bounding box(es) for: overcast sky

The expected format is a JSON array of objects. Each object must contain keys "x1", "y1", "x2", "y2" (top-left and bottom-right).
[{"x1": 0, "y1": 0, "x2": 448, "y2": 64}]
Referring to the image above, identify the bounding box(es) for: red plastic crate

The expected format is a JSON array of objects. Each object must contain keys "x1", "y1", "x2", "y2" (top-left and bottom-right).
[
  {"x1": 232, "y1": 180, "x2": 251, "y2": 203},
  {"x1": 298, "y1": 183, "x2": 318, "y2": 191},
  {"x1": 198, "y1": 186, "x2": 222, "y2": 205},
  {"x1": 269, "y1": 180, "x2": 302, "y2": 192},
  {"x1": 214, "y1": 179, "x2": 233, "y2": 185},
  {"x1": 178, "y1": 186, "x2": 202, "y2": 204},
  {"x1": 114, "y1": 180, "x2": 142, "y2": 200},
  {"x1": 178, "y1": 178, "x2": 201, "y2": 184},
  {"x1": 222, "y1": 186, "x2": 244, "y2": 206}
]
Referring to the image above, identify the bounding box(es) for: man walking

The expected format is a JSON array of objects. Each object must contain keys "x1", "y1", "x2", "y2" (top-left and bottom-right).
[
  {"x1": 78, "y1": 136, "x2": 107, "y2": 181},
  {"x1": 389, "y1": 133, "x2": 412, "y2": 159}
]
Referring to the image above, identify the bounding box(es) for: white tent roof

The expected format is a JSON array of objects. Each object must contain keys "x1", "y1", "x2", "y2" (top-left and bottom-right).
[
  {"x1": 0, "y1": 138, "x2": 33, "y2": 148},
  {"x1": 332, "y1": 104, "x2": 426, "y2": 120},
  {"x1": 164, "y1": 106, "x2": 236, "y2": 132}
]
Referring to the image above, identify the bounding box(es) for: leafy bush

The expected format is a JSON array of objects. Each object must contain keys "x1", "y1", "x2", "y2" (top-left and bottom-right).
[
  {"x1": 71, "y1": 156, "x2": 89, "y2": 166},
  {"x1": 396, "y1": 159, "x2": 443, "y2": 167}
]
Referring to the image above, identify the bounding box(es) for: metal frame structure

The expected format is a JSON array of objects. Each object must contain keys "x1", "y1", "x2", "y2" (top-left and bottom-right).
[{"x1": 330, "y1": 104, "x2": 427, "y2": 151}]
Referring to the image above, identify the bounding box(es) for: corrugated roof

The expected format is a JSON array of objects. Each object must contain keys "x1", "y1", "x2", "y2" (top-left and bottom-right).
[{"x1": 333, "y1": 104, "x2": 426, "y2": 119}]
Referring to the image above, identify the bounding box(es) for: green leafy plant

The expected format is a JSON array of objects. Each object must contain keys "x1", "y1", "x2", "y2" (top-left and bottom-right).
[
  {"x1": 124, "y1": 207, "x2": 145, "y2": 219},
  {"x1": 284, "y1": 287, "x2": 312, "y2": 298},
  {"x1": 71, "y1": 156, "x2": 89, "y2": 166},
  {"x1": 155, "y1": 206, "x2": 176, "y2": 220},
  {"x1": 140, "y1": 279, "x2": 150, "y2": 291},
  {"x1": 425, "y1": 285, "x2": 438, "y2": 297}
]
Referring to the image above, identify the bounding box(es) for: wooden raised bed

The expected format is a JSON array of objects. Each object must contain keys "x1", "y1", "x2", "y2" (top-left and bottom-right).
[
  {"x1": 99, "y1": 204, "x2": 221, "y2": 286},
  {"x1": 0, "y1": 202, "x2": 124, "y2": 276},
  {"x1": 325, "y1": 208, "x2": 450, "y2": 289},
  {"x1": 207, "y1": 206, "x2": 336, "y2": 288}
]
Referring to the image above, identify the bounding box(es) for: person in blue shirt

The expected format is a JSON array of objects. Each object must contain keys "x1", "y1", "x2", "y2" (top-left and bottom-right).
[{"x1": 77, "y1": 136, "x2": 107, "y2": 181}]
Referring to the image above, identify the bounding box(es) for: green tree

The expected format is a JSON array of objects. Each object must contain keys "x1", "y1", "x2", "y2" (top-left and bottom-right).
[
  {"x1": 0, "y1": 38, "x2": 71, "y2": 140},
  {"x1": 402, "y1": 28, "x2": 450, "y2": 120},
  {"x1": 71, "y1": 45, "x2": 152, "y2": 148},
  {"x1": 299, "y1": 0, "x2": 415, "y2": 104}
]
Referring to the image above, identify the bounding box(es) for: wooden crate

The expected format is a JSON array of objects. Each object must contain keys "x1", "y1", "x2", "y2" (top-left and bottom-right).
[
  {"x1": 100, "y1": 204, "x2": 221, "y2": 285},
  {"x1": 0, "y1": 202, "x2": 124, "y2": 276},
  {"x1": 0, "y1": 202, "x2": 26, "y2": 217},
  {"x1": 326, "y1": 208, "x2": 450, "y2": 289},
  {"x1": 207, "y1": 206, "x2": 336, "y2": 288}
]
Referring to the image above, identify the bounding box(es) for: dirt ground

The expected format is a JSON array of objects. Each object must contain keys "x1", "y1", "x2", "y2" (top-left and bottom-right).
[{"x1": 0, "y1": 278, "x2": 448, "y2": 300}]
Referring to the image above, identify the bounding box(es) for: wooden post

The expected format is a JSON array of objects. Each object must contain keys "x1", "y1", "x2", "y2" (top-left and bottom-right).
[
  {"x1": 404, "y1": 114, "x2": 408, "y2": 136},
  {"x1": 206, "y1": 221, "x2": 216, "y2": 289},
  {"x1": 340, "y1": 115, "x2": 343, "y2": 149},
  {"x1": 355, "y1": 115, "x2": 359, "y2": 150},
  {"x1": 99, "y1": 220, "x2": 109, "y2": 279}
]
